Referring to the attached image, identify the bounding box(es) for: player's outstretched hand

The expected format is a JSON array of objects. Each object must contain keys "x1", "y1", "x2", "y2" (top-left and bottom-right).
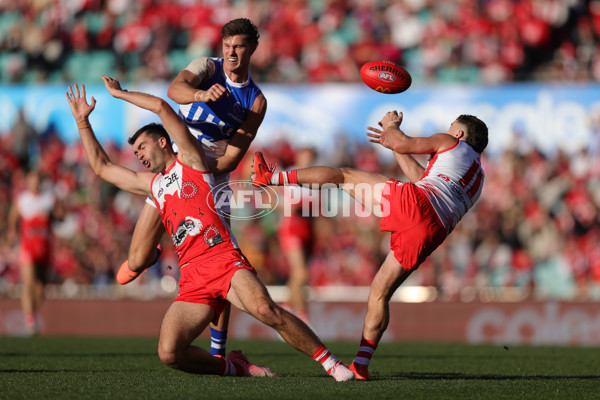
[
  {"x1": 366, "y1": 125, "x2": 389, "y2": 148},
  {"x1": 101, "y1": 75, "x2": 127, "y2": 98},
  {"x1": 380, "y1": 110, "x2": 403, "y2": 129},
  {"x1": 66, "y1": 83, "x2": 96, "y2": 122},
  {"x1": 366, "y1": 110, "x2": 403, "y2": 149}
]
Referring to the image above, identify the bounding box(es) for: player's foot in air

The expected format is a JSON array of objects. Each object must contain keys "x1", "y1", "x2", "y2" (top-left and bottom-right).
[
  {"x1": 251, "y1": 152, "x2": 275, "y2": 187},
  {"x1": 348, "y1": 361, "x2": 370, "y2": 380},
  {"x1": 328, "y1": 361, "x2": 355, "y2": 382},
  {"x1": 116, "y1": 244, "x2": 162, "y2": 285},
  {"x1": 227, "y1": 350, "x2": 279, "y2": 377}
]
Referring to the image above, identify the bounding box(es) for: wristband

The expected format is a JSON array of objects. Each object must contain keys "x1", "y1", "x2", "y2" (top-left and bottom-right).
[
  {"x1": 77, "y1": 118, "x2": 91, "y2": 130},
  {"x1": 194, "y1": 90, "x2": 203, "y2": 102},
  {"x1": 385, "y1": 120, "x2": 400, "y2": 128}
]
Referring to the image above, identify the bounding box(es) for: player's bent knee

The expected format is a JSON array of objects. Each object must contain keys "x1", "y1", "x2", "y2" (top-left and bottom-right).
[
  {"x1": 158, "y1": 343, "x2": 183, "y2": 369},
  {"x1": 158, "y1": 348, "x2": 179, "y2": 369}
]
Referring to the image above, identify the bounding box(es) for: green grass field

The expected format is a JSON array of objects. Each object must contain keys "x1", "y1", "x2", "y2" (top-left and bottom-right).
[{"x1": 1, "y1": 337, "x2": 600, "y2": 399}]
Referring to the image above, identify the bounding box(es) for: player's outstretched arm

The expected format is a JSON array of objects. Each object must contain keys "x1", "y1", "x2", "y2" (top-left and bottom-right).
[
  {"x1": 367, "y1": 110, "x2": 454, "y2": 155},
  {"x1": 66, "y1": 83, "x2": 152, "y2": 196},
  {"x1": 101, "y1": 76, "x2": 208, "y2": 172},
  {"x1": 208, "y1": 93, "x2": 267, "y2": 176}
]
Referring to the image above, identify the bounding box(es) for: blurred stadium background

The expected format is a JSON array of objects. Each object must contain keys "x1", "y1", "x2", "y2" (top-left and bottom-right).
[{"x1": 2, "y1": 0, "x2": 600, "y2": 345}]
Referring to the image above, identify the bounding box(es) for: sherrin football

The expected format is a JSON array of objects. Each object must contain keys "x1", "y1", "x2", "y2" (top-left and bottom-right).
[{"x1": 360, "y1": 61, "x2": 412, "y2": 94}]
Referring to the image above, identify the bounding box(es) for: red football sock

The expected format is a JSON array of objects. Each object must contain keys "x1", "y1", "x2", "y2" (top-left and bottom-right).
[
  {"x1": 353, "y1": 338, "x2": 378, "y2": 366},
  {"x1": 312, "y1": 344, "x2": 340, "y2": 373},
  {"x1": 271, "y1": 170, "x2": 298, "y2": 185}
]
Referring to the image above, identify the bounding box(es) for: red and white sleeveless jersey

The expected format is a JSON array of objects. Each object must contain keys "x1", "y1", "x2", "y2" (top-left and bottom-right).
[
  {"x1": 415, "y1": 140, "x2": 484, "y2": 232},
  {"x1": 151, "y1": 159, "x2": 238, "y2": 265},
  {"x1": 17, "y1": 189, "x2": 55, "y2": 254}
]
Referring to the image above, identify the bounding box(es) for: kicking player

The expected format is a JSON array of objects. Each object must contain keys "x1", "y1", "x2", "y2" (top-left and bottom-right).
[
  {"x1": 66, "y1": 76, "x2": 354, "y2": 381},
  {"x1": 252, "y1": 110, "x2": 488, "y2": 380}
]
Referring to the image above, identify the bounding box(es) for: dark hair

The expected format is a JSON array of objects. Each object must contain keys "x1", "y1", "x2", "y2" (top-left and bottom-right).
[
  {"x1": 456, "y1": 114, "x2": 488, "y2": 153},
  {"x1": 221, "y1": 18, "x2": 259, "y2": 46},
  {"x1": 128, "y1": 123, "x2": 171, "y2": 146}
]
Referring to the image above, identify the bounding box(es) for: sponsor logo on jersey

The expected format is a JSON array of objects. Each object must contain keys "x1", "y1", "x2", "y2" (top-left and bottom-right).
[{"x1": 203, "y1": 226, "x2": 223, "y2": 247}]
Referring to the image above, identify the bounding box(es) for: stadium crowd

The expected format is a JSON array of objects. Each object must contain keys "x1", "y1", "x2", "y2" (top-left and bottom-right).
[
  {"x1": 1, "y1": 0, "x2": 600, "y2": 301},
  {"x1": 0, "y1": 0, "x2": 599, "y2": 84},
  {"x1": 1, "y1": 115, "x2": 600, "y2": 301}
]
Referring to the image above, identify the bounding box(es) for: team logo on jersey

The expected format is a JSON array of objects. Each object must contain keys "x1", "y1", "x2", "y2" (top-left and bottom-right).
[
  {"x1": 181, "y1": 181, "x2": 198, "y2": 199},
  {"x1": 171, "y1": 217, "x2": 203, "y2": 247}
]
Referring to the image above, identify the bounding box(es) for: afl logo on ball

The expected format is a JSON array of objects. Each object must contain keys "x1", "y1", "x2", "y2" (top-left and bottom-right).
[{"x1": 378, "y1": 72, "x2": 396, "y2": 82}]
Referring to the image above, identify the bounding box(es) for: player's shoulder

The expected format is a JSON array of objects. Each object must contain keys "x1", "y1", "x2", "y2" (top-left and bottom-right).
[
  {"x1": 428, "y1": 133, "x2": 458, "y2": 151},
  {"x1": 185, "y1": 57, "x2": 218, "y2": 79},
  {"x1": 191, "y1": 56, "x2": 219, "y2": 64}
]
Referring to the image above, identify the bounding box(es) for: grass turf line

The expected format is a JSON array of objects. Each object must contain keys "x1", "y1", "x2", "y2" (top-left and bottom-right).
[{"x1": 1, "y1": 338, "x2": 600, "y2": 400}]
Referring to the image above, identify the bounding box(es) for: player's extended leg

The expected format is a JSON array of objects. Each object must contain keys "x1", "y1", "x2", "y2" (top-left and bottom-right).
[
  {"x1": 252, "y1": 152, "x2": 389, "y2": 216},
  {"x1": 364, "y1": 251, "x2": 412, "y2": 342},
  {"x1": 295, "y1": 166, "x2": 389, "y2": 216},
  {"x1": 116, "y1": 202, "x2": 165, "y2": 284},
  {"x1": 228, "y1": 269, "x2": 319, "y2": 354},
  {"x1": 227, "y1": 269, "x2": 354, "y2": 381},
  {"x1": 350, "y1": 251, "x2": 413, "y2": 380}
]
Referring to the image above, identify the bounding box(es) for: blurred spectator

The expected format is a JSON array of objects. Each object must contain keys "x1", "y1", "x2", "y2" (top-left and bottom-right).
[
  {"x1": 2, "y1": 0, "x2": 600, "y2": 304},
  {"x1": 0, "y1": 0, "x2": 597, "y2": 84},
  {"x1": 7, "y1": 168, "x2": 65, "y2": 335},
  {"x1": 276, "y1": 147, "x2": 317, "y2": 324},
  {"x1": 0, "y1": 110, "x2": 599, "y2": 302}
]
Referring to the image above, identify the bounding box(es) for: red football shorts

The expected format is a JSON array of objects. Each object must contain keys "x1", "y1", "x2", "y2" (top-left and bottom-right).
[
  {"x1": 380, "y1": 180, "x2": 447, "y2": 271},
  {"x1": 175, "y1": 249, "x2": 255, "y2": 324},
  {"x1": 19, "y1": 242, "x2": 50, "y2": 265}
]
